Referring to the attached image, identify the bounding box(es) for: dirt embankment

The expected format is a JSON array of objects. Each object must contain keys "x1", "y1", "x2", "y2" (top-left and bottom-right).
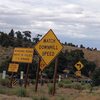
[
  {"x1": 63, "y1": 45, "x2": 100, "y2": 67},
  {"x1": 0, "y1": 45, "x2": 100, "y2": 67}
]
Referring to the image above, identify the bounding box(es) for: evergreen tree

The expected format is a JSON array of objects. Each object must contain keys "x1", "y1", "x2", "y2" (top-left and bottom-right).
[
  {"x1": 9, "y1": 29, "x2": 14, "y2": 37},
  {"x1": 15, "y1": 31, "x2": 23, "y2": 39}
]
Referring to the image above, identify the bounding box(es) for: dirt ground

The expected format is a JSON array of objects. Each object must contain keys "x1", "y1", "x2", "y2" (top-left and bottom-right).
[
  {"x1": 0, "y1": 94, "x2": 32, "y2": 100},
  {"x1": 0, "y1": 91, "x2": 100, "y2": 100},
  {"x1": 0, "y1": 84, "x2": 100, "y2": 100}
]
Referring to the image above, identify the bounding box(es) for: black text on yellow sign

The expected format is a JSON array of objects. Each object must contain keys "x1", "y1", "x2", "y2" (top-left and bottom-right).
[
  {"x1": 12, "y1": 48, "x2": 34, "y2": 63},
  {"x1": 8, "y1": 63, "x2": 19, "y2": 72},
  {"x1": 35, "y1": 29, "x2": 63, "y2": 65}
]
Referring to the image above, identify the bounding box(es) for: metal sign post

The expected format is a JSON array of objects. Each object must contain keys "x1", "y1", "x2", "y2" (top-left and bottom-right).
[
  {"x1": 8, "y1": 63, "x2": 19, "y2": 88},
  {"x1": 34, "y1": 29, "x2": 63, "y2": 94},
  {"x1": 10, "y1": 72, "x2": 14, "y2": 88},
  {"x1": 35, "y1": 57, "x2": 40, "y2": 92},
  {"x1": 24, "y1": 64, "x2": 30, "y2": 88},
  {"x1": 11, "y1": 48, "x2": 34, "y2": 88},
  {"x1": 52, "y1": 57, "x2": 58, "y2": 95}
]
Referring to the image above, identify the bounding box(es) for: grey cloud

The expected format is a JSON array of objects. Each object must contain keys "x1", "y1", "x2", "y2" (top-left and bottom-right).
[{"x1": 0, "y1": 0, "x2": 100, "y2": 49}]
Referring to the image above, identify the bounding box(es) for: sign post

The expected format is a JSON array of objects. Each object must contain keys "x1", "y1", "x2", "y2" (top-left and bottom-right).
[
  {"x1": 8, "y1": 63, "x2": 19, "y2": 88},
  {"x1": 74, "y1": 61, "x2": 84, "y2": 78},
  {"x1": 40, "y1": 59, "x2": 47, "y2": 86},
  {"x1": 35, "y1": 57, "x2": 40, "y2": 92},
  {"x1": 10, "y1": 72, "x2": 14, "y2": 88},
  {"x1": 12, "y1": 48, "x2": 34, "y2": 88},
  {"x1": 24, "y1": 64, "x2": 30, "y2": 88},
  {"x1": 35, "y1": 29, "x2": 63, "y2": 94},
  {"x1": 52, "y1": 57, "x2": 58, "y2": 95}
]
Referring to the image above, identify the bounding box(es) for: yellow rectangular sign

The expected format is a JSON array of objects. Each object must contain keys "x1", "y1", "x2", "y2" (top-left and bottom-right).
[
  {"x1": 12, "y1": 48, "x2": 33, "y2": 63},
  {"x1": 75, "y1": 71, "x2": 81, "y2": 77},
  {"x1": 8, "y1": 63, "x2": 19, "y2": 72}
]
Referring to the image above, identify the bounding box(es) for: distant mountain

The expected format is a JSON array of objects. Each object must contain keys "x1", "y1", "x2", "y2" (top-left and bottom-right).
[{"x1": 0, "y1": 46, "x2": 13, "y2": 65}]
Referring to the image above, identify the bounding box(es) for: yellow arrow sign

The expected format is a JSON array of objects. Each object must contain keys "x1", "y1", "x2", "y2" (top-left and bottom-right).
[
  {"x1": 35, "y1": 29, "x2": 63, "y2": 65},
  {"x1": 75, "y1": 61, "x2": 84, "y2": 71}
]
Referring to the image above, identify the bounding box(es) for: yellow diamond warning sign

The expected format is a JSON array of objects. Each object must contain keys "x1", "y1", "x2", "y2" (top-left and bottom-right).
[
  {"x1": 35, "y1": 29, "x2": 63, "y2": 65},
  {"x1": 75, "y1": 61, "x2": 84, "y2": 71},
  {"x1": 40, "y1": 59, "x2": 47, "y2": 71}
]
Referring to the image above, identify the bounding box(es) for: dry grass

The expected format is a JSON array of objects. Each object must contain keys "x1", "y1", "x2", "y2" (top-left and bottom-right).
[{"x1": 0, "y1": 83, "x2": 100, "y2": 100}]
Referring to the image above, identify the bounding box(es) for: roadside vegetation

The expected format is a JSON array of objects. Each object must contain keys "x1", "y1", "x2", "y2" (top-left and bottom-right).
[{"x1": 0, "y1": 29, "x2": 100, "y2": 100}]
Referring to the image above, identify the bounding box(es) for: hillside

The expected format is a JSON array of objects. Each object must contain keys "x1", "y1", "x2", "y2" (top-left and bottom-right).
[
  {"x1": 63, "y1": 45, "x2": 100, "y2": 67},
  {"x1": 0, "y1": 45, "x2": 100, "y2": 67},
  {"x1": 0, "y1": 46, "x2": 13, "y2": 65}
]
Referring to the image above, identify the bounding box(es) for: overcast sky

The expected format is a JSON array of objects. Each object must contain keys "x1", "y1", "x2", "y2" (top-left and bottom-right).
[{"x1": 0, "y1": 0, "x2": 100, "y2": 49}]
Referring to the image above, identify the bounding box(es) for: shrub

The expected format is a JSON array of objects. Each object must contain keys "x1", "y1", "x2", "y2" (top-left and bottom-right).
[
  {"x1": 72, "y1": 82, "x2": 84, "y2": 90},
  {"x1": 32, "y1": 96, "x2": 49, "y2": 100},
  {"x1": 61, "y1": 79, "x2": 72, "y2": 84},
  {"x1": 59, "y1": 97, "x2": 65, "y2": 100},
  {"x1": 16, "y1": 87, "x2": 27, "y2": 97},
  {"x1": 31, "y1": 79, "x2": 36, "y2": 85},
  {"x1": 63, "y1": 84, "x2": 72, "y2": 88},
  {"x1": 48, "y1": 84, "x2": 53, "y2": 95},
  {"x1": 58, "y1": 82, "x2": 64, "y2": 87},
  {"x1": 82, "y1": 84, "x2": 91, "y2": 90},
  {"x1": 0, "y1": 87, "x2": 6, "y2": 94},
  {"x1": 58, "y1": 82, "x2": 84, "y2": 90},
  {"x1": 58, "y1": 79, "x2": 72, "y2": 88},
  {"x1": 40, "y1": 96, "x2": 49, "y2": 100},
  {"x1": 32, "y1": 96, "x2": 39, "y2": 100},
  {"x1": 92, "y1": 68, "x2": 100, "y2": 86},
  {"x1": 0, "y1": 78, "x2": 9, "y2": 86}
]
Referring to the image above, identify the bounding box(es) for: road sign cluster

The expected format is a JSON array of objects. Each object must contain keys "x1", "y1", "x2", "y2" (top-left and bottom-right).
[
  {"x1": 7, "y1": 29, "x2": 63, "y2": 94},
  {"x1": 8, "y1": 29, "x2": 63, "y2": 73},
  {"x1": 5, "y1": 29, "x2": 85, "y2": 95},
  {"x1": 74, "y1": 61, "x2": 84, "y2": 77}
]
